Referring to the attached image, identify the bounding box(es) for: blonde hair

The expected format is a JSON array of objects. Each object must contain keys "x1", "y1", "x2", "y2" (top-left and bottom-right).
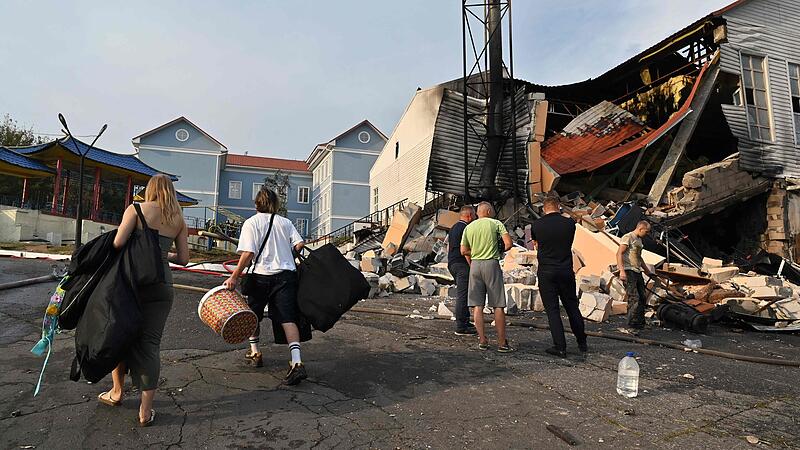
[{"x1": 144, "y1": 174, "x2": 181, "y2": 225}]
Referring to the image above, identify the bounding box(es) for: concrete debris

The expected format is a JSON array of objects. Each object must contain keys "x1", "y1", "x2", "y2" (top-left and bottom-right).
[
  {"x1": 438, "y1": 285, "x2": 456, "y2": 299},
  {"x1": 504, "y1": 284, "x2": 539, "y2": 312},
  {"x1": 435, "y1": 209, "x2": 460, "y2": 230},
  {"x1": 503, "y1": 268, "x2": 536, "y2": 286},
  {"x1": 418, "y1": 278, "x2": 438, "y2": 297},
  {"x1": 437, "y1": 302, "x2": 454, "y2": 318},
  {"x1": 428, "y1": 263, "x2": 452, "y2": 278},
  {"x1": 382, "y1": 202, "x2": 422, "y2": 256},
  {"x1": 579, "y1": 292, "x2": 613, "y2": 322},
  {"x1": 665, "y1": 156, "x2": 771, "y2": 215}
]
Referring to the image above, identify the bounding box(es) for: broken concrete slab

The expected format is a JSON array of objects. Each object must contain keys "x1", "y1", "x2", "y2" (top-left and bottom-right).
[
  {"x1": 707, "y1": 267, "x2": 738, "y2": 283},
  {"x1": 382, "y1": 202, "x2": 422, "y2": 256},
  {"x1": 731, "y1": 275, "x2": 783, "y2": 288},
  {"x1": 392, "y1": 275, "x2": 417, "y2": 292},
  {"x1": 701, "y1": 257, "x2": 723, "y2": 271},
  {"x1": 579, "y1": 292, "x2": 613, "y2": 322},
  {"x1": 435, "y1": 209, "x2": 460, "y2": 230},
  {"x1": 504, "y1": 283, "x2": 538, "y2": 311},
  {"x1": 503, "y1": 268, "x2": 536, "y2": 286},
  {"x1": 438, "y1": 285, "x2": 456, "y2": 299}
]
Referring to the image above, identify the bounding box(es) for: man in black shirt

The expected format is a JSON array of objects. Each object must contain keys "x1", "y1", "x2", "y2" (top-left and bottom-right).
[
  {"x1": 530, "y1": 197, "x2": 587, "y2": 357},
  {"x1": 448, "y1": 205, "x2": 477, "y2": 335}
]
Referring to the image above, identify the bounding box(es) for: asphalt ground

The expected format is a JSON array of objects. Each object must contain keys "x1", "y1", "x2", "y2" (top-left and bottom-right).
[{"x1": 1, "y1": 257, "x2": 799, "y2": 449}]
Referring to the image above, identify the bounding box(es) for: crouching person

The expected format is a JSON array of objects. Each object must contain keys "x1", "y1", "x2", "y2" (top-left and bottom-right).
[{"x1": 224, "y1": 188, "x2": 308, "y2": 385}]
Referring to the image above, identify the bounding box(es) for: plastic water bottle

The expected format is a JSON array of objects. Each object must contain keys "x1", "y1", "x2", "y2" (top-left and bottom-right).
[{"x1": 616, "y1": 352, "x2": 639, "y2": 398}]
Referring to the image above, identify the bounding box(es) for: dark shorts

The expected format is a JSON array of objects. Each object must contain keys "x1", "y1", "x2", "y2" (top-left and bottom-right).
[{"x1": 246, "y1": 270, "x2": 300, "y2": 325}]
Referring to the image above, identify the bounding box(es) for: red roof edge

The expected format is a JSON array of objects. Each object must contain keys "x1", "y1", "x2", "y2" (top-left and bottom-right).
[{"x1": 225, "y1": 154, "x2": 309, "y2": 172}]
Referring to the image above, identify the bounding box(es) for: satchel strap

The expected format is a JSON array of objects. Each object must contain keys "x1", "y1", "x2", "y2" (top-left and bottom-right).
[
  {"x1": 247, "y1": 213, "x2": 277, "y2": 274},
  {"x1": 132, "y1": 203, "x2": 149, "y2": 230}
]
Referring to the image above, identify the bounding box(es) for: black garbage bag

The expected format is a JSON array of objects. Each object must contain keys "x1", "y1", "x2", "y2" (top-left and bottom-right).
[{"x1": 296, "y1": 243, "x2": 371, "y2": 332}]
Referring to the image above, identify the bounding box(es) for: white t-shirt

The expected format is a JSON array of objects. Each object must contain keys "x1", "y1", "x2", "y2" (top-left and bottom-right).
[{"x1": 237, "y1": 213, "x2": 303, "y2": 275}]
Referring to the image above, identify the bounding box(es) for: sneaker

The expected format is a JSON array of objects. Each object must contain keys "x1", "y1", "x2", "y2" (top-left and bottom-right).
[
  {"x1": 285, "y1": 362, "x2": 307, "y2": 386},
  {"x1": 497, "y1": 341, "x2": 516, "y2": 353},
  {"x1": 245, "y1": 351, "x2": 263, "y2": 368},
  {"x1": 544, "y1": 347, "x2": 567, "y2": 358},
  {"x1": 455, "y1": 327, "x2": 478, "y2": 336},
  {"x1": 477, "y1": 342, "x2": 490, "y2": 351}
]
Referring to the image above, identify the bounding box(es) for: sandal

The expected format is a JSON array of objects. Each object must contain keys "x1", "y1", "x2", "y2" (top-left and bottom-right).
[
  {"x1": 97, "y1": 391, "x2": 122, "y2": 407},
  {"x1": 138, "y1": 409, "x2": 156, "y2": 427}
]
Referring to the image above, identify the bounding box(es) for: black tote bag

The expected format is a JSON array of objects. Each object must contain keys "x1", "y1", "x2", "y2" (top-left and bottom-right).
[
  {"x1": 296, "y1": 243, "x2": 371, "y2": 332},
  {"x1": 126, "y1": 203, "x2": 166, "y2": 286}
]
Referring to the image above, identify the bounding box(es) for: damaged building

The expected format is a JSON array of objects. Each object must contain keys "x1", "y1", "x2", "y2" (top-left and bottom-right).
[{"x1": 369, "y1": 0, "x2": 800, "y2": 264}]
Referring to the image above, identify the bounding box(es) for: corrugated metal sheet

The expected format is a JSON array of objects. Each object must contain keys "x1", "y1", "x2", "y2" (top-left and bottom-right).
[
  {"x1": 426, "y1": 87, "x2": 530, "y2": 199},
  {"x1": 541, "y1": 102, "x2": 647, "y2": 174},
  {"x1": 719, "y1": 0, "x2": 800, "y2": 177},
  {"x1": 541, "y1": 62, "x2": 715, "y2": 174}
]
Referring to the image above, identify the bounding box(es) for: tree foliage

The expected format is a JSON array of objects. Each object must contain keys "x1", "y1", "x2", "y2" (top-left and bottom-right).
[
  {"x1": 263, "y1": 170, "x2": 291, "y2": 216},
  {"x1": 0, "y1": 114, "x2": 46, "y2": 147}
]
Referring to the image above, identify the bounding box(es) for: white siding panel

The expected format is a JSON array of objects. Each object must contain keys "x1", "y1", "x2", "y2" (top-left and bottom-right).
[{"x1": 719, "y1": 0, "x2": 800, "y2": 177}]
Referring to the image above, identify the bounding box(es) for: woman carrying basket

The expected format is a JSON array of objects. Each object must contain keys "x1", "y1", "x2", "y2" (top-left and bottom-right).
[
  {"x1": 223, "y1": 187, "x2": 308, "y2": 385},
  {"x1": 96, "y1": 174, "x2": 190, "y2": 426}
]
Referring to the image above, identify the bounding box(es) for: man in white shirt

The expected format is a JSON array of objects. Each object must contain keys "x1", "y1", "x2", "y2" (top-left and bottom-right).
[{"x1": 224, "y1": 188, "x2": 307, "y2": 385}]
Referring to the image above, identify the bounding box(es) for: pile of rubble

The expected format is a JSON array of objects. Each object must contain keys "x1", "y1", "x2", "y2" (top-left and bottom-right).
[{"x1": 345, "y1": 197, "x2": 800, "y2": 331}]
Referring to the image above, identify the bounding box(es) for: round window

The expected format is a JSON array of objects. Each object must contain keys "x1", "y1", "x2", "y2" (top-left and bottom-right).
[
  {"x1": 175, "y1": 128, "x2": 190, "y2": 142},
  {"x1": 358, "y1": 131, "x2": 371, "y2": 144}
]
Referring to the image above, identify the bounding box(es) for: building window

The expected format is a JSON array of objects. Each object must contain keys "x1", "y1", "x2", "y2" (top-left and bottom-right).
[
  {"x1": 228, "y1": 181, "x2": 242, "y2": 200},
  {"x1": 395, "y1": 142, "x2": 399, "y2": 159},
  {"x1": 789, "y1": 63, "x2": 800, "y2": 145},
  {"x1": 175, "y1": 128, "x2": 189, "y2": 142},
  {"x1": 295, "y1": 218, "x2": 308, "y2": 237},
  {"x1": 741, "y1": 53, "x2": 773, "y2": 142},
  {"x1": 252, "y1": 182, "x2": 264, "y2": 200},
  {"x1": 373, "y1": 187, "x2": 379, "y2": 212},
  {"x1": 297, "y1": 186, "x2": 310, "y2": 204}
]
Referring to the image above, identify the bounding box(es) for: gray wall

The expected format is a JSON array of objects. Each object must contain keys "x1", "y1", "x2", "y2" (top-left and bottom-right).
[
  {"x1": 720, "y1": 0, "x2": 800, "y2": 177},
  {"x1": 331, "y1": 183, "x2": 370, "y2": 218},
  {"x1": 139, "y1": 120, "x2": 223, "y2": 152},
  {"x1": 332, "y1": 151, "x2": 377, "y2": 183},
  {"x1": 137, "y1": 147, "x2": 220, "y2": 194},
  {"x1": 335, "y1": 122, "x2": 386, "y2": 152}
]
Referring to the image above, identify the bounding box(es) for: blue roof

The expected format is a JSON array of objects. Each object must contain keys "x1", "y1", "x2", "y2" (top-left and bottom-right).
[
  {"x1": 0, "y1": 146, "x2": 55, "y2": 174},
  {"x1": 13, "y1": 138, "x2": 177, "y2": 180},
  {"x1": 176, "y1": 191, "x2": 198, "y2": 205}
]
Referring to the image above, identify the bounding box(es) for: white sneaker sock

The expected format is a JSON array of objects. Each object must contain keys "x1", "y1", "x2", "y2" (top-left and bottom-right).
[{"x1": 288, "y1": 342, "x2": 302, "y2": 365}]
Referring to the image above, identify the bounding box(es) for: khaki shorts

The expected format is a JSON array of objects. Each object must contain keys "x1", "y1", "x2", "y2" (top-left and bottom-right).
[{"x1": 467, "y1": 259, "x2": 506, "y2": 308}]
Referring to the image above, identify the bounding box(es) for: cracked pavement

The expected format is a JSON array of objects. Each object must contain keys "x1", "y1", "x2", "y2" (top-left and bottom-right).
[{"x1": 1, "y1": 258, "x2": 799, "y2": 449}]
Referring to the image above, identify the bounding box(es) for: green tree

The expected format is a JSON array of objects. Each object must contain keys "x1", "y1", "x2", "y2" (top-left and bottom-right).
[
  {"x1": 263, "y1": 170, "x2": 291, "y2": 216},
  {"x1": 0, "y1": 114, "x2": 49, "y2": 202},
  {"x1": 0, "y1": 114, "x2": 46, "y2": 147}
]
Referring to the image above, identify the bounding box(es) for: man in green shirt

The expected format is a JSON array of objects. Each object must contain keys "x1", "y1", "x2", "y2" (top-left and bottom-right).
[{"x1": 461, "y1": 202, "x2": 514, "y2": 352}]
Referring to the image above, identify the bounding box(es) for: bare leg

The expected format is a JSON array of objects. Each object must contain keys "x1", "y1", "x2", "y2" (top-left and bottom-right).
[
  {"x1": 281, "y1": 322, "x2": 300, "y2": 343},
  {"x1": 139, "y1": 389, "x2": 155, "y2": 423},
  {"x1": 108, "y1": 362, "x2": 125, "y2": 401},
  {"x1": 473, "y1": 307, "x2": 487, "y2": 344},
  {"x1": 494, "y1": 308, "x2": 507, "y2": 346}
]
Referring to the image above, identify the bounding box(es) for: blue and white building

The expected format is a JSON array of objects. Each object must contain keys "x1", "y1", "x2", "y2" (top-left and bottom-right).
[
  {"x1": 307, "y1": 120, "x2": 387, "y2": 238},
  {"x1": 132, "y1": 116, "x2": 227, "y2": 214},
  {"x1": 217, "y1": 153, "x2": 312, "y2": 237}
]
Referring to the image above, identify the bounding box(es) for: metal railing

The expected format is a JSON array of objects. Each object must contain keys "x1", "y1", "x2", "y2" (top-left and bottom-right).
[{"x1": 306, "y1": 198, "x2": 408, "y2": 248}]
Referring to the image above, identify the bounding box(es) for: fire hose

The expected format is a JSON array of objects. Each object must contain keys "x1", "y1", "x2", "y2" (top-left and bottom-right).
[{"x1": 167, "y1": 285, "x2": 800, "y2": 368}]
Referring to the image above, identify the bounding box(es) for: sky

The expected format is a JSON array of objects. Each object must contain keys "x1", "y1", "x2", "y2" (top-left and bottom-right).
[{"x1": 1, "y1": 0, "x2": 733, "y2": 160}]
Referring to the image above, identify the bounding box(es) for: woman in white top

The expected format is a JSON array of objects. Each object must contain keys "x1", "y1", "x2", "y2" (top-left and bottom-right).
[{"x1": 224, "y1": 187, "x2": 308, "y2": 385}]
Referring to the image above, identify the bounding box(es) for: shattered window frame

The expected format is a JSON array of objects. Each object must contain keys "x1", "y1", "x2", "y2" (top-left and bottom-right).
[
  {"x1": 788, "y1": 62, "x2": 800, "y2": 146},
  {"x1": 740, "y1": 52, "x2": 774, "y2": 143}
]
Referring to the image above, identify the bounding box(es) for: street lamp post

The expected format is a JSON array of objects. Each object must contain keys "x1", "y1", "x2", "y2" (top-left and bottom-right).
[{"x1": 58, "y1": 114, "x2": 107, "y2": 248}]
